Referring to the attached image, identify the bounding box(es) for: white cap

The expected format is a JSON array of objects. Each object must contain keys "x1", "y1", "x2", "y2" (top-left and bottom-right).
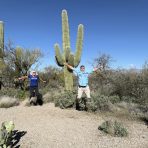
[{"x1": 30, "y1": 70, "x2": 38, "y2": 75}]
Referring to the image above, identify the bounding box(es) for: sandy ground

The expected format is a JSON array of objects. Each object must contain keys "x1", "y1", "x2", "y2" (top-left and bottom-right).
[{"x1": 0, "y1": 103, "x2": 147, "y2": 148}]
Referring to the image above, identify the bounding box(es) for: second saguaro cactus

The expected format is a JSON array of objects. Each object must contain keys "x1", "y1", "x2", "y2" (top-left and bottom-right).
[
  {"x1": 54, "y1": 10, "x2": 84, "y2": 90},
  {"x1": 0, "y1": 21, "x2": 4, "y2": 59},
  {"x1": 0, "y1": 21, "x2": 5, "y2": 73}
]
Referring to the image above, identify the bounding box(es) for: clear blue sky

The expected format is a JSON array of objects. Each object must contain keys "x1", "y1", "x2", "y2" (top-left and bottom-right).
[{"x1": 0, "y1": 0, "x2": 148, "y2": 70}]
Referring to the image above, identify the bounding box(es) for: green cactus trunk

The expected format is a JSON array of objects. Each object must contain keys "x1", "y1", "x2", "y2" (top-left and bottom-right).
[
  {"x1": 0, "y1": 21, "x2": 4, "y2": 59},
  {"x1": 54, "y1": 10, "x2": 84, "y2": 91},
  {"x1": 64, "y1": 66, "x2": 73, "y2": 91}
]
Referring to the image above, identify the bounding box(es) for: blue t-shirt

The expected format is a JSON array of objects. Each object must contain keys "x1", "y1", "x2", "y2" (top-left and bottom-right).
[
  {"x1": 74, "y1": 69, "x2": 93, "y2": 86},
  {"x1": 28, "y1": 74, "x2": 39, "y2": 87}
]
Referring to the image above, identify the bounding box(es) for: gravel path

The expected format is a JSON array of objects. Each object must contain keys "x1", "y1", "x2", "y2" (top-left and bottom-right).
[{"x1": 0, "y1": 103, "x2": 147, "y2": 148}]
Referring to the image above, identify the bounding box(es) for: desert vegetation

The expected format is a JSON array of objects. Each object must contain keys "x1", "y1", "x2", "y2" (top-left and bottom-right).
[{"x1": 0, "y1": 9, "x2": 148, "y2": 148}]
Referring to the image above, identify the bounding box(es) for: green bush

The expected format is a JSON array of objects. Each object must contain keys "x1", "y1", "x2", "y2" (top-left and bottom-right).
[
  {"x1": 0, "y1": 88, "x2": 28, "y2": 100},
  {"x1": 90, "y1": 94, "x2": 113, "y2": 112},
  {"x1": 108, "y1": 95, "x2": 121, "y2": 104},
  {"x1": 114, "y1": 121, "x2": 128, "y2": 137},
  {"x1": 16, "y1": 90, "x2": 28, "y2": 100},
  {"x1": 98, "y1": 120, "x2": 114, "y2": 135},
  {"x1": 0, "y1": 88, "x2": 18, "y2": 97},
  {"x1": 98, "y1": 120, "x2": 128, "y2": 137},
  {"x1": 54, "y1": 91, "x2": 76, "y2": 109}
]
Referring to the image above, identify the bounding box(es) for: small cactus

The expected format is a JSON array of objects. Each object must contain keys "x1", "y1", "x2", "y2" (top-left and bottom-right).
[
  {"x1": 54, "y1": 10, "x2": 84, "y2": 90},
  {"x1": 0, "y1": 121, "x2": 15, "y2": 147}
]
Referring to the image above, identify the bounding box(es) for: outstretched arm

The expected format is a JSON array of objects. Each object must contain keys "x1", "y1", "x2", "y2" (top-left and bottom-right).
[
  {"x1": 93, "y1": 67, "x2": 98, "y2": 72},
  {"x1": 39, "y1": 77, "x2": 46, "y2": 83},
  {"x1": 18, "y1": 76, "x2": 28, "y2": 80},
  {"x1": 64, "y1": 63, "x2": 74, "y2": 70}
]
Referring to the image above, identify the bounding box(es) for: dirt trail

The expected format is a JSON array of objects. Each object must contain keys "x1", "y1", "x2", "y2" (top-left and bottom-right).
[{"x1": 0, "y1": 103, "x2": 147, "y2": 148}]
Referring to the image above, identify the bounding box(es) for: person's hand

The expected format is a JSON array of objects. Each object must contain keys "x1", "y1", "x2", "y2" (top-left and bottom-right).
[
  {"x1": 18, "y1": 77, "x2": 22, "y2": 80},
  {"x1": 93, "y1": 67, "x2": 98, "y2": 71},
  {"x1": 64, "y1": 62, "x2": 68, "y2": 66},
  {"x1": 99, "y1": 65, "x2": 103, "y2": 70},
  {"x1": 43, "y1": 81, "x2": 46, "y2": 83}
]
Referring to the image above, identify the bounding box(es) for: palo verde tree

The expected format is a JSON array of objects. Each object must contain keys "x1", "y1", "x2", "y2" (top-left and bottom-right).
[
  {"x1": 54, "y1": 10, "x2": 84, "y2": 91},
  {"x1": 5, "y1": 42, "x2": 42, "y2": 77}
]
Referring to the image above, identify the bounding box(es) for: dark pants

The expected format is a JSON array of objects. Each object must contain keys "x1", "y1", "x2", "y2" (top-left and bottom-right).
[
  {"x1": 29, "y1": 86, "x2": 39, "y2": 99},
  {"x1": 0, "y1": 81, "x2": 4, "y2": 90}
]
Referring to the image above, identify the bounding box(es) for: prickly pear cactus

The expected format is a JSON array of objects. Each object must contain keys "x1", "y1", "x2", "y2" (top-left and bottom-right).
[
  {"x1": 54, "y1": 10, "x2": 84, "y2": 90},
  {"x1": 0, "y1": 121, "x2": 15, "y2": 147}
]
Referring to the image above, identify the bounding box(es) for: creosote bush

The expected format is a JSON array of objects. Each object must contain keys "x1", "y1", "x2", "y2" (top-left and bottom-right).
[
  {"x1": 54, "y1": 91, "x2": 76, "y2": 109},
  {"x1": 98, "y1": 120, "x2": 128, "y2": 137},
  {"x1": 88, "y1": 93, "x2": 120, "y2": 112}
]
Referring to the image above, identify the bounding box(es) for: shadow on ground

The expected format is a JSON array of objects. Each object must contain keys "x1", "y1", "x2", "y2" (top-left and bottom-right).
[{"x1": 10, "y1": 130, "x2": 27, "y2": 148}]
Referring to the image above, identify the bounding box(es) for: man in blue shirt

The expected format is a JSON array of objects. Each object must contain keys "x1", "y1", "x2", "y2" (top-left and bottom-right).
[
  {"x1": 64, "y1": 63, "x2": 98, "y2": 110},
  {"x1": 19, "y1": 71, "x2": 46, "y2": 104}
]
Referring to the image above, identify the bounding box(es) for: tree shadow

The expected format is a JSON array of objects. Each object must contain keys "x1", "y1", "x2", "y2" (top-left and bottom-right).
[{"x1": 10, "y1": 130, "x2": 27, "y2": 148}]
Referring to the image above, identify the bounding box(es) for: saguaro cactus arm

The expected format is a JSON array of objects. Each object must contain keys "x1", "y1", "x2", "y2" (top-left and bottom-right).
[
  {"x1": 62, "y1": 10, "x2": 70, "y2": 49},
  {"x1": 74, "y1": 24, "x2": 84, "y2": 67},
  {"x1": 68, "y1": 53, "x2": 74, "y2": 67},
  {"x1": 62, "y1": 10, "x2": 71, "y2": 61},
  {"x1": 54, "y1": 43, "x2": 64, "y2": 66}
]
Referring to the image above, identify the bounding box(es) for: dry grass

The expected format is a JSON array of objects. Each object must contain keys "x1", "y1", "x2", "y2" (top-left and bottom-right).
[{"x1": 0, "y1": 96, "x2": 19, "y2": 108}]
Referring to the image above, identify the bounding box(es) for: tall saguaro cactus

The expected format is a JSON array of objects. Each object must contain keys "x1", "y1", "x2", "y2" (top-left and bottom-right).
[
  {"x1": 54, "y1": 10, "x2": 84, "y2": 91},
  {"x1": 0, "y1": 21, "x2": 5, "y2": 73},
  {"x1": 0, "y1": 21, "x2": 4, "y2": 58}
]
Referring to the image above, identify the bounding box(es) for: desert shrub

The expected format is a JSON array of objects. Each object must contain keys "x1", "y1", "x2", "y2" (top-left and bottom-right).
[
  {"x1": 16, "y1": 90, "x2": 28, "y2": 100},
  {"x1": 98, "y1": 120, "x2": 114, "y2": 135},
  {"x1": 0, "y1": 88, "x2": 18, "y2": 97},
  {"x1": 0, "y1": 96, "x2": 19, "y2": 108},
  {"x1": 42, "y1": 92, "x2": 55, "y2": 103},
  {"x1": 39, "y1": 66, "x2": 64, "y2": 92},
  {"x1": 108, "y1": 95, "x2": 121, "y2": 104},
  {"x1": 98, "y1": 120, "x2": 128, "y2": 137},
  {"x1": 114, "y1": 121, "x2": 128, "y2": 137},
  {"x1": 0, "y1": 88, "x2": 28, "y2": 100},
  {"x1": 54, "y1": 91, "x2": 76, "y2": 109},
  {"x1": 121, "y1": 96, "x2": 137, "y2": 103},
  {"x1": 90, "y1": 93, "x2": 113, "y2": 112},
  {"x1": 42, "y1": 86, "x2": 66, "y2": 103},
  {"x1": 90, "y1": 62, "x2": 148, "y2": 107},
  {"x1": 93, "y1": 95, "x2": 111, "y2": 111},
  {"x1": 83, "y1": 100, "x2": 98, "y2": 112}
]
